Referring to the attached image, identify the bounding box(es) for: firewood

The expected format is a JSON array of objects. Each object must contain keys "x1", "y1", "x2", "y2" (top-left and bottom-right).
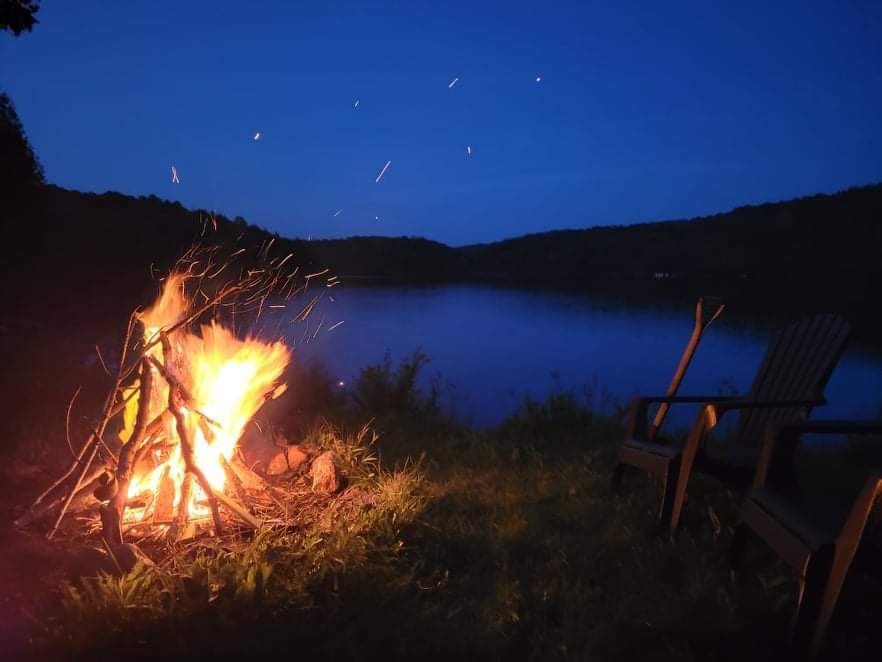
[
  {"x1": 153, "y1": 466, "x2": 175, "y2": 522},
  {"x1": 212, "y1": 488, "x2": 262, "y2": 529},
  {"x1": 228, "y1": 454, "x2": 286, "y2": 509},
  {"x1": 167, "y1": 473, "x2": 193, "y2": 542},
  {"x1": 227, "y1": 455, "x2": 267, "y2": 490},
  {"x1": 106, "y1": 358, "x2": 154, "y2": 545},
  {"x1": 220, "y1": 456, "x2": 248, "y2": 503},
  {"x1": 14, "y1": 464, "x2": 106, "y2": 529},
  {"x1": 161, "y1": 332, "x2": 225, "y2": 537}
]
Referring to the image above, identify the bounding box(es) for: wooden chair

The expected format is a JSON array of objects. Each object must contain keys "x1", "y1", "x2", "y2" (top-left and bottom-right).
[
  {"x1": 733, "y1": 420, "x2": 882, "y2": 657},
  {"x1": 611, "y1": 314, "x2": 850, "y2": 533}
]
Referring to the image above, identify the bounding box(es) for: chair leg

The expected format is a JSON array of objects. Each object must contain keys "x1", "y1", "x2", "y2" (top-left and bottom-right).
[
  {"x1": 658, "y1": 458, "x2": 680, "y2": 529},
  {"x1": 808, "y1": 544, "x2": 862, "y2": 657},
  {"x1": 792, "y1": 547, "x2": 834, "y2": 656}
]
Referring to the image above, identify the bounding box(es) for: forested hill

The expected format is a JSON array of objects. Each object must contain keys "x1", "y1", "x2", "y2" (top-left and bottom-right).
[
  {"x1": 6, "y1": 182, "x2": 882, "y2": 338},
  {"x1": 462, "y1": 183, "x2": 882, "y2": 287},
  {"x1": 459, "y1": 183, "x2": 882, "y2": 330}
]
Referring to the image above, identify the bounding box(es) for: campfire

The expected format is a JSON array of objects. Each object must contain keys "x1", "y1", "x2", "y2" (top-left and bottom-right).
[
  {"x1": 16, "y1": 243, "x2": 344, "y2": 559},
  {"x1": 103, "y1": 272, "x2": 290, "y2": 542}
]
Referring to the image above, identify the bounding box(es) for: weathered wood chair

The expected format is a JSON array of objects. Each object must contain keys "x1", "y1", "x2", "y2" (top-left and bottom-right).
[
  {"x1": 733, "y1": 420, "x2": 882, "y2": 656},
  {"x1": 611, "y1": 314, "x2": 850, "y2": 533}
]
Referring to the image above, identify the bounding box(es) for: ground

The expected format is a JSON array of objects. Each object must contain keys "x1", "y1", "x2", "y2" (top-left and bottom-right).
[{"x1": 1, "y1": 373, "x2": 879, "y2": 661}]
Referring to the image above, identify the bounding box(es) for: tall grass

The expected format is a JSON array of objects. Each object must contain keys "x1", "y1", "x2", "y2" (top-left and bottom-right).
[{"x1": 31, "y1": 352, "x2": 878, "y2": 660}]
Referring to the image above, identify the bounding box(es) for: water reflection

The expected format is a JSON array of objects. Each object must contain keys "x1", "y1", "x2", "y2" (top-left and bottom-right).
[{"x1": 277, "y1": 285, "x2": 882, "y2": 429}]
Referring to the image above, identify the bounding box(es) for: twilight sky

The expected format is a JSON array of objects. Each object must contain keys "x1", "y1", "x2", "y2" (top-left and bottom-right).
[{"x1": 2, "y1": 1, "x2": 881, "y2": 245}]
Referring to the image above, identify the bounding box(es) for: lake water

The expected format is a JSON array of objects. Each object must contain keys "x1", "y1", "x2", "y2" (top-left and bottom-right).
[{"x1": 279, "y1": 285, "x2": 882, "y2": 431}]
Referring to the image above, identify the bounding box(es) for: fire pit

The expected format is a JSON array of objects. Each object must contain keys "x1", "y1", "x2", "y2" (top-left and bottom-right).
[{"x1": 15, "y1": 243, "x2": 344, "y2": 560}]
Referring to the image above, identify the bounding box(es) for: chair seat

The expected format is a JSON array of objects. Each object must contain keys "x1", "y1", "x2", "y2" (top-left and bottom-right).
[
  {"x1": 748, "y1": 487, "x2": 851, "y2": 552},
  {"x1": 618, "y1": 438, "x2": 680, "y2": 481},
  {"x1": 698, "y1": 445, "x2": 760, "y2": 487},
  {"x1": 621, "y1": 438, "x2": 680, "y2": 459}
]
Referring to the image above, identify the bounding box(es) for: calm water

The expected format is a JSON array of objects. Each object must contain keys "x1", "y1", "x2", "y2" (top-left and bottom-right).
[{"x1": 276, "y1": 285, "x2": 882, "y2": 430}]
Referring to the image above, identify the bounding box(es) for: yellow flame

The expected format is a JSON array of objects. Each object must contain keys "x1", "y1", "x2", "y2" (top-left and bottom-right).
[{"x1": 125, "y1": 274, "x2": 290, "y2": 523}]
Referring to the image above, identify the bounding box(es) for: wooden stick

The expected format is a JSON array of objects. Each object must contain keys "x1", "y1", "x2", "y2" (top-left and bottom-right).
[
  {"x1": 153, "y1": 466, "x2": 175, "y2": 522},
  {"x1": 228, "y1": 454, "x2": 286, "y2": 509},
  {"x1": 46, "y1": 313, "x2": 139, "y2": 539},
  {"x1": 163, "y1": 332, "x2": 224, "y2": 537},
  {"x1": 146, "y1": 355, "x2": 221, "y2": 429},
  {"x1": 170, "y1": 473, "x2": 193, "y2": 540},
  {"x1": 220, "y1": 455, "x2": 247, "y2": 503},
  {"x1": 213, "y1": 487, "x2": 261, "y2": 529},
  {"x1": 21, "y1": 435, "x2": 96, "y2": 520},
  {"x1": 106, "y1": 358, "x2": 154, "y2": 545},
  {"x1": 15, "y1": 466, "x2": 106, "y2": 529}
]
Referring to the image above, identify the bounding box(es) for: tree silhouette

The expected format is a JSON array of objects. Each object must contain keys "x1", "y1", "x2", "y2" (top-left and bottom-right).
[
  {"x1": 0, "y1": 0, "x2": 39, "y2": 35},
  {"x1": 0, "y1": 91, "x2": 45, "y2": 206}
]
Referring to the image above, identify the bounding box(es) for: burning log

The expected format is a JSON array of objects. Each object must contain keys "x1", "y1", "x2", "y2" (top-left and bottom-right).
[
  {"x1": 152, "y1": 467, "x2": 175, "y2": 522},
  {"x1": 18, "y1": 242, "x2": 318, "y2": 546},
  {"x1": 106, "y1": 357, "x2": 154, "y2": 545}
]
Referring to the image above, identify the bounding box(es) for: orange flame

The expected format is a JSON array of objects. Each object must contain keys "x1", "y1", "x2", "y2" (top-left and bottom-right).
[{"x1": 125, "y1": 275, "x2": 290, "y2": 523}]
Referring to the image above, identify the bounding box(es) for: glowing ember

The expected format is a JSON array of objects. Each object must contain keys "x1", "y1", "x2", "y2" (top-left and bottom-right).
[
  {"x1": 375, "y1": 160, "x2": 391, "y2": 184},
  {"x1": 123, "y1": 275, "x2": 290, "y2": 524}
]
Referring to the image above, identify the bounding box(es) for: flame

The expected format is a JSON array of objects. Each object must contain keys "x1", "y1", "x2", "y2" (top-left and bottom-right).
[{"x1": 124, "y1": 275, "x2": 290, "y2": 524}]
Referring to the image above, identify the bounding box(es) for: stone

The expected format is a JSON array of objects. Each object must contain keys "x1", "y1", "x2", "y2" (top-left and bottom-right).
[
  {"x1": 310, "y1": 451, "x2": 341, "y2": 494},
  {"x1": 266, "y1": 451, "x2": 289, "y2": 476},
  {"x1": 285, "y1": 445, "x2": 309, "y2": 472},
  {"x1": 266, "y1": 445, "x2": 310, "y2": 476}
]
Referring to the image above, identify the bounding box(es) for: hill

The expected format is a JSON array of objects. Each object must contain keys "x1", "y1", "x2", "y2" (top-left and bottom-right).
[{"x1": 459, "y1": 183, "x2": 882, "y2": 332}]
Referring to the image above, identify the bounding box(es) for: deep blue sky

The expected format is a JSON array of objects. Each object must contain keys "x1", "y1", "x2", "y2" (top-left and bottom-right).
[{"x1": 2, "y1": 1, "x2": 881, "y2": 245}]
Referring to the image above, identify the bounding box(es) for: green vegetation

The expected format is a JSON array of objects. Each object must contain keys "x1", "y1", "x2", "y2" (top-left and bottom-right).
[{"x1": 22, "y1": 354, "x2": 876, "y2": 661}]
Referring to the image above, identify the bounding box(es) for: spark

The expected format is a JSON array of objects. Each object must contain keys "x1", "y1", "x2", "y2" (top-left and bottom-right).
[
  {"x1": 171, "y1": 166, "x2": 180, "y2": 184},
  {"x1": 328, "y1": 320, "x2": 345, "y2": 332},
  {"x1": 448, "y1": 77, "x2": 459, "y2": 88},
  {"x1": 467, "y1": 145, "x2": 471, "y2": 156},
  {"x1": 375, "y1": 159, "x2": 392, "y2": 183},
  {"x1": 354, "y1": 99, "x2": 360, "y2": 108},
  {"x1": 253, "y1": 131, "x2": 261, "y2": 141},
  {"x1": 535, "y1": 75, "x2": 542, "y2": 83},
  {"x1": 333, "y1": 209, "x2": 343, "y2": 217},
  {"x1": 337, "y1": 380, "x2": 345, "y2": 387},
  {"x1": 375, "y1": 215, "x2": 380, "y2": 220}
]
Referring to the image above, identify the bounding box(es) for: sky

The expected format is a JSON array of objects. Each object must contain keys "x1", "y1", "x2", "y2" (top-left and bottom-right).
[{"x1": 2, "y1": 1, "x2": 881, "y2": 246}]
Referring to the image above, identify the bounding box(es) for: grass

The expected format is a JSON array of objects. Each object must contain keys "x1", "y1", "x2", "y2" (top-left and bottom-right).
[{"x1": 15, "y1": 353, "x2": 881, "y2": 660}]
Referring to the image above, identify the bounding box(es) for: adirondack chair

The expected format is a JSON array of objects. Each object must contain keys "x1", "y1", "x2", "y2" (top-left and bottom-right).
[
  {"x1": 733, "y1": 420, "x2": 882, "y2": 656},
  {"x1": 611, "y1": 314, "x2": 850, "y2": 533}
]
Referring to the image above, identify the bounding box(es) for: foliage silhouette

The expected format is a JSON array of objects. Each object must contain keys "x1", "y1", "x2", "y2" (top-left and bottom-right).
[{"x1": 0, "y1": 0, "x2": 39, "y2": 35}]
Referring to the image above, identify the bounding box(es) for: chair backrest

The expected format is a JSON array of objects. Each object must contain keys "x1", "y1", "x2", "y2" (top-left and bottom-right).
[{"x1": 735, "y1": 314, "x2": 851, "y2": 449}]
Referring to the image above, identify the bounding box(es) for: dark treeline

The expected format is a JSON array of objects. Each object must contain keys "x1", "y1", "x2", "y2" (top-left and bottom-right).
[
  {"x1": 462, "y1": 184, "x2": 882, "y2": 338},
  {"x1": 11, "y1": 181, "x2": 882, "y2": 328}
]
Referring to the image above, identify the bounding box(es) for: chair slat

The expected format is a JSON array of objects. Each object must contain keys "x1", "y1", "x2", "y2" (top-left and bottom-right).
[{"x1": 736, "y1": 315, "x2": 849, "y2": 449}]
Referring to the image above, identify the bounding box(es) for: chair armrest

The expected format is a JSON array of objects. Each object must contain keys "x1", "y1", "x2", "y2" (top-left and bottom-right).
[
  {"x1": 713, "y1": 398, "x2": 826, "y2": 415},
  {"x1": 624, "y1": 395, "x2": 742, "y2": 440},
  {"x1": 753, "y1": 419, "x2": 882, "y2": 490},
  {"x1": 771, "y1": 420, "x2": 882, "y2": 436}
]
